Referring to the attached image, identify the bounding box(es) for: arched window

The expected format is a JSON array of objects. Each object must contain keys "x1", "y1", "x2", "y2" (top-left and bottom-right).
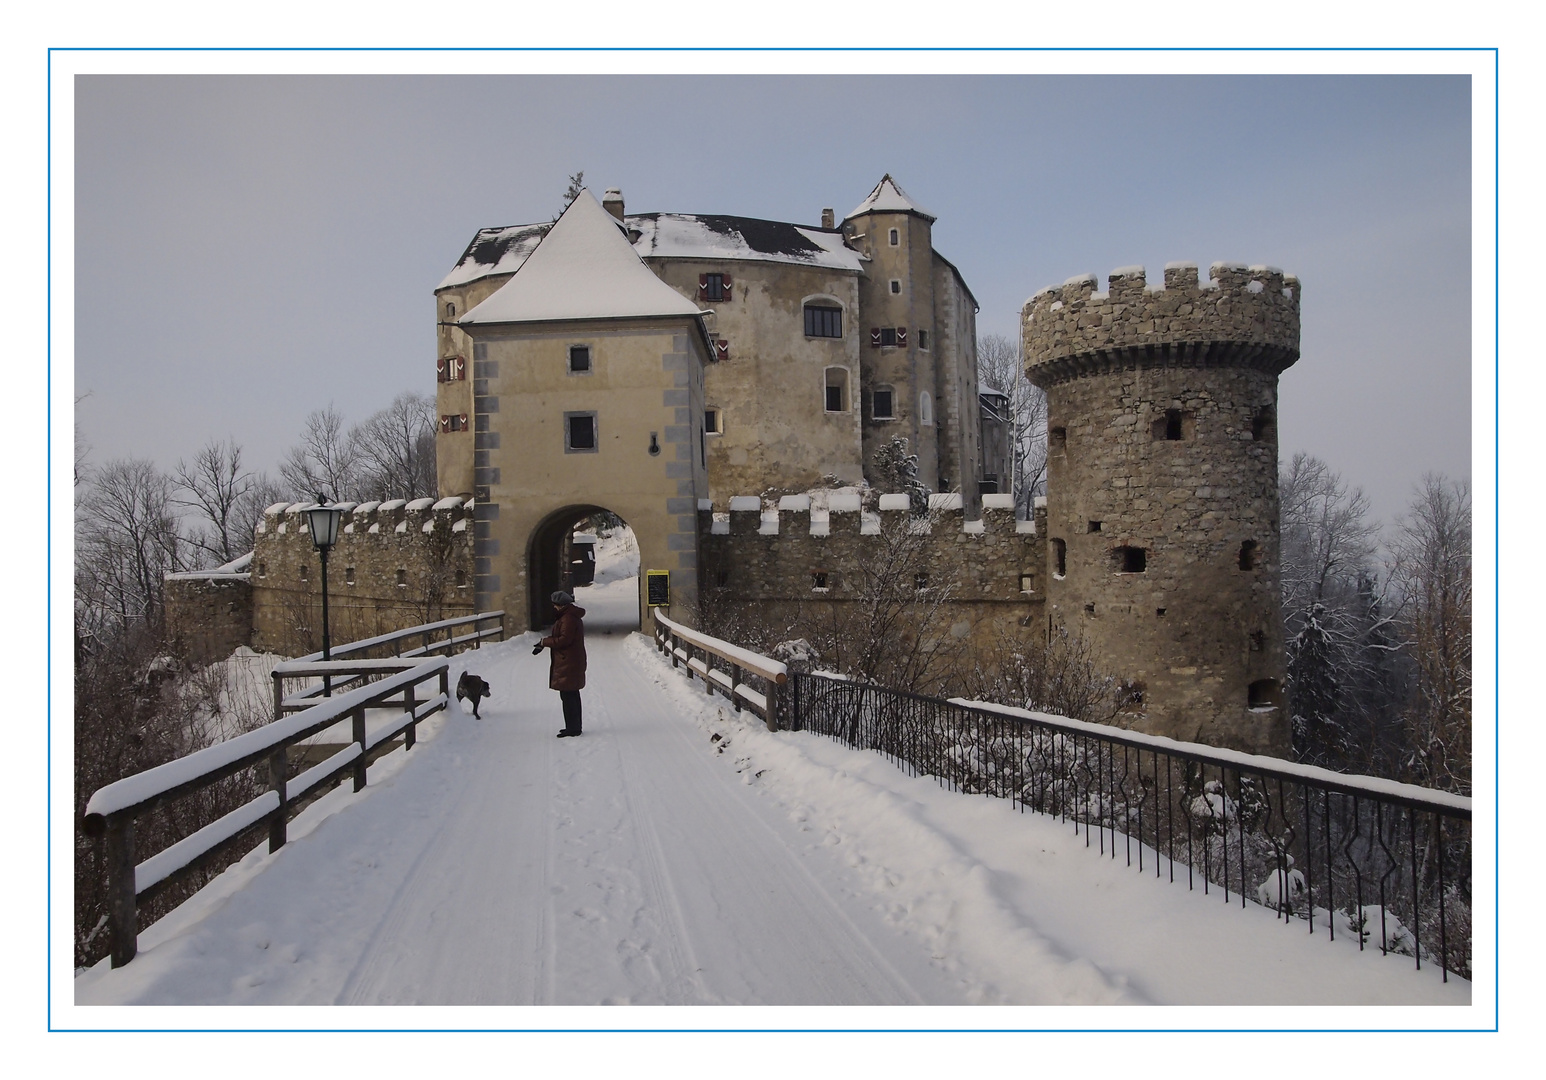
[
  {"x1": 919, "y1": 391, "x2": 933, "y2": 426},
  {"x1": 888, "y1": 227, "x2": 899, "y2": 246},
  {"x1": 804, "y1": 303, "x2": 843, "y2": 338}
]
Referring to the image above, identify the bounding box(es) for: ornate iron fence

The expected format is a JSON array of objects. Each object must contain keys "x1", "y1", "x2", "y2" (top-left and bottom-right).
[{"x1": 787, "y1": 674, "x2": 1472, "y2": 982}]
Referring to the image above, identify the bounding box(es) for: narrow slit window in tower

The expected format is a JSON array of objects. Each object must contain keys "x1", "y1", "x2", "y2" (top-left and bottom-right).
[
  {"x1": 345, "y1": 566, "x2": 355, "y2": 585},
  {"x1": 1153, "y1": 409, "x2": 1191, "y2": 441},
  {"x1": 1239, "y1": 540, "x2": 1258, "y2": 570},
  {"x1": 396, "y1": 568, "x2": 408, "y2": 588},
  {"x1": 1252, "y1": 405, "x2": 1276, "y2": 442},
  {"x1": 1052, "y1": 538, "x2": 1067, "y2": 578},
  {"x1": 1050, "y1": 427, "x2": 1067, "y2": 453},
  {"x1": 1249, "y1": 630, "x2": 1265, "y2": 652}
]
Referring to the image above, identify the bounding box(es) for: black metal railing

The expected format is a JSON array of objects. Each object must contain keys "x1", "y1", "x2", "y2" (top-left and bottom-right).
[{"x1": 788, "y1": 674, "x2": 1473, "y2": 982}]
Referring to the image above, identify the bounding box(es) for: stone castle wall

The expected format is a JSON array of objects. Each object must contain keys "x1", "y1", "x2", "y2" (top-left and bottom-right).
[
  {"x1": 248, "y1": 497, "x2": 476, "y2": 655},
  {"x1": 697, "y1": 491, "x2": 1049, "y2": 648},
  {"x1": 164, "y1": 572, "x2": 254, "y2": 664}
]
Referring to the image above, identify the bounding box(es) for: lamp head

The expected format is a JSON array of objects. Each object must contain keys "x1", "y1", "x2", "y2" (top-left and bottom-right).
[{"x1": 306, "y1": 494, "x2": 344, "y2": 552}]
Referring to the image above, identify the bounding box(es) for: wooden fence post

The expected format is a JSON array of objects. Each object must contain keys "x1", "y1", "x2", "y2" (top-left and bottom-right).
[
  {"x1": 764, "y1": 682, "x2": 780, "y2": 733},
  {"x1": 105, "y1": 817, "x2": 138, "y2": 968},
  {"x1": 404, "y1": 681, "x2": 417, "y2": 750},
  {"x1": 353, "y1": 706, "x2": 368, "y2": 791},
  {"x1": 268, "y1": 749, "x2": 288, "y2": 852}
]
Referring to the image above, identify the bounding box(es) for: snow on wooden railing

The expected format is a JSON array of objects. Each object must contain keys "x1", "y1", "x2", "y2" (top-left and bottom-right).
[
  {"x1": 82, "y1": 610, "x2": 508, "y2": 970},
  {"x1": 651, "y1": 611, "x2": 787, "y2": 732}
]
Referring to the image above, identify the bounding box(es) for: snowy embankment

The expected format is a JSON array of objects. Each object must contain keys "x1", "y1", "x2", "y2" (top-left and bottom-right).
[{"x1": 75, "y1": 570, "x2": 1468, "y2": 1013}]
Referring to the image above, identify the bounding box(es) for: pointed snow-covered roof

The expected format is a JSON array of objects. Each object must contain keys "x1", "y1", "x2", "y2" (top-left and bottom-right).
[
  {"x1": 459, "y1": 190, "x2": 704, "y2": 326},
  {"x1": 845, "y1": 174, "x2": 935, "y2": 223}
]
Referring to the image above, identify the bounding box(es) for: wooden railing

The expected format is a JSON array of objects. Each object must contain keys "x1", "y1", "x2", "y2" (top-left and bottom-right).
[
  {"x1": 281, "y1": 611, "x2": 504, "y2": 710},
  {"x1": 651, "y1": 611, "x2": 787, "y2": 731},
  {"x1": 80, "y1": 613, "x2": 506, "y2": 970}
]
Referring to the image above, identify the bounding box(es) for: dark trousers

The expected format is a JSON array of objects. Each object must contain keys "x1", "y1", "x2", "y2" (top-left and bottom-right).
[{"x1": 559, "y1": 689, "x2": 582, "y2": 734}]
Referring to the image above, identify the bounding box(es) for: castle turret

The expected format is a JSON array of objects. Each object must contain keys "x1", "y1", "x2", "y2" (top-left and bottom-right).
[{"x1": 1023, "y1": 262, "x2": 1300, "y2": 756}]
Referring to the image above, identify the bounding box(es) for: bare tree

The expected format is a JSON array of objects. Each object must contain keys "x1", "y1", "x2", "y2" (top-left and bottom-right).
[
  {"x1": 175, "y1": 438, "x2": 254, "y2": 566},
  {"x1": 556, "y1": 169, "x2": 585, "y2": 219},
  {"x1": 351, "y1": 392, "x2": 437, "y2": 501},
  {"x1": 76, "y1": 457, "x2": 186, "y2": 635},
  {"x1": 279, "y1": 404, "x2": 360, "y2": 501},
  {"x1": 229, "y1": 471, "x2": 289, "y2": 555},
  {"x1": 977, "y1": 333, "x2": 1048, "y2": 518},
  {"x1": 1390, "y1": 475, "x2": 1471, "y2": 794}
]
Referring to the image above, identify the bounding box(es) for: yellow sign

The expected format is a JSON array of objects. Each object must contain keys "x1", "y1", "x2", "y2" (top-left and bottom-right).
[{"x1": 646, "y1": 570, "x2": 670, "y2": 607}]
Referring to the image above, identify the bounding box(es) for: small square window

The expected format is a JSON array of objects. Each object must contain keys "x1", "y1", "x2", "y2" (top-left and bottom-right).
[
  {"x1": 441, "y1": 414, "x2": 468, "y2": 432},
  {"x1": 1088, "y1": 520, "x2": 1102, "y2": 533},
  {"x1": 444, "y1": 302, "x2": 456, "y2": 319},
  {"x1": 872, "y1": 388, "x2": 894, "y2": 420},
  {"x1": 704, "y1": 408, "x2": 720, "y2": 434},
  {"x1": 1019, "y1": 574, "x2": 1034, "y2": 593},
  {"x1": 812, "y1": 571, "x2": 828, "y2": 591},
  {"x1": 569, "y1": 345, "x2": 591, "y2": 373},
  {"x1": 396, "y1": 568, "x2": 408, "y2": 588},
  {"x1": 700, "y1": 273, "x2": 731, "y2": 302},
  {"x1": 566, "y1": 411, "x2": 598, "y2": 452},
  {"x1": 889, "y1": 279, "x2": 902, "y2": 295},
  {"x1": 879, "y1": 327, "x2": 898, "y2": 347}
]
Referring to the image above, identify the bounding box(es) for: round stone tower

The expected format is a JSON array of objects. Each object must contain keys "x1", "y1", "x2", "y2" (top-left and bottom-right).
[{"x1": 1022, "y1": 262, "x2": 1300, "y2": 756}]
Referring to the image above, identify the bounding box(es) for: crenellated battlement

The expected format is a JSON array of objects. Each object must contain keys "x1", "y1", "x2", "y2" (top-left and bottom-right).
[
  {"x1": 1022, "y1": 262, "x2": 1300, "y2": 386},
  {"x1": 700, "y1": 491, "x2": 1039, "y2": 539},
  {"x1": 699, "y1": 491, "x2": 1048, "y2": 606},
  {"x1": 255, "y1": 495, "x2": 476, "y2": 542}
]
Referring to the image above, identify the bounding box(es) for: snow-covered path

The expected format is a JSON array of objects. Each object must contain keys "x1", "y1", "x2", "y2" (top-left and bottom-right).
[{"x1": 76, "y1": 572, "x2": 1471, "y2": 1011}]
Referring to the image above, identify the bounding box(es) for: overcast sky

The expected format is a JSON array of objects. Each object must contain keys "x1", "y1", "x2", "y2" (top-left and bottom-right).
[{"x1": 72, "y1": 73, "x2": 1471, "y2": 523}]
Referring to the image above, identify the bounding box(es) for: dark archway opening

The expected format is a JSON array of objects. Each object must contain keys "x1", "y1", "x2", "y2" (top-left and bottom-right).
[{"x1": 527, "y1": 505, "x2": 641, "y2": 635}]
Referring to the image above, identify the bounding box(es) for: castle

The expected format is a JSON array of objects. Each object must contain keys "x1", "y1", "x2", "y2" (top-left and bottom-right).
[{"x1": 166, "y1": 176, "x2": 1300, "y2": 757}]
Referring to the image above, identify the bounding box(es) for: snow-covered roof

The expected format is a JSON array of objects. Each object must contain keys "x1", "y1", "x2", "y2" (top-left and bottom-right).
[
  {"x1": 845, "y1": 174, "x2": 935, "y2": 223},
  {"x1": 459, "y1": 191, "x2": 704, "y2": 326},
  {"x1": 441, "y1": 211, "x2": 862, "y2": 290},
  {"x1": 628, "y1": 213, "x2": 863, "y2": 272},
  {"x1": 438, "y1": 223, "x2": 551, "y2": 290}
]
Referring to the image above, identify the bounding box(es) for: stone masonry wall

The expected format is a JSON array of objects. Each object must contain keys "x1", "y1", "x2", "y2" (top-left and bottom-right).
[
  {"x1": 164, "y1": 573, "x2": 253, "y2": 664},
  {"x1": 1024, "y1": 262, "x2": 1299, "y2": 756},
  {"x1": 698, "y1": 490, "x2": 1048, "y2": 648},
  {"x1": 250, "y1": 497, "x2": 476, "y2": 655}
]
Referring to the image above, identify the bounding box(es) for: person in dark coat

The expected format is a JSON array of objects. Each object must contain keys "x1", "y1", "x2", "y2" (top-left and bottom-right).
[{"x1": 534, "y1": 590, "x2": 587, "y2": 737}]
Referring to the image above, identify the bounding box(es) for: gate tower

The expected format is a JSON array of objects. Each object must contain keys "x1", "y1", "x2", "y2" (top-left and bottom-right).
[{"x1": 1023, "y1": 262, "x2": 1300, "y2": 755}]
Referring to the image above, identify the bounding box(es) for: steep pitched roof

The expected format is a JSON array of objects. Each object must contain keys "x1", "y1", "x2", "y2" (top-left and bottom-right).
[
  {"x1": 438, "y1": 223, "x2": 550, "y2": 290},
  {"x1": 845, "y1": 174, "x2": 935, "y2": 223},
  {"x1": 458, "y1": 190, "x2": 703, "y2": 325},
  {"x1": 629, "y1": 213, "x2": 863, "y2": 272}
]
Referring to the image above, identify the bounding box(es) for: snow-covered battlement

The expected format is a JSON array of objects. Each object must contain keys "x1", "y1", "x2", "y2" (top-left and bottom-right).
[
  {"x1": 699, "y1": 491, "x2": 1033, "y2": 539},
  {"x1": 1023, "y1": 262, "x2": 1300, "y2": 382},
  {"x1": 256, "y1": 495, "x2": 476, "y2": 538}
]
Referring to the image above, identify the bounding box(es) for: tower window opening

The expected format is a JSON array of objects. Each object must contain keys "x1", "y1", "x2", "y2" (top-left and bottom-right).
[
  {"x1": 824, "y1": 367, "x2": 849, "y2": 412},
  {"x1": 1238, "y1": 540, "x2": 1258, "y2": 571},
  {"x1": 1052, "y1": 538, "x2": 1067, "y2": 578},
  {"x1": 396, "y1": 568, "x2": 408, "y2": 588},
  {"x1": 299, "y1": 563, "x2": 308, "y2": 582},
  {"x1": 1084, "y1": 603, "x2": 1096, "y2": 615},
  {"x1": 1155, "y1": 607, "x2": 1167, "y2": 617},
  {"x1": 1152, "y1": 409, "x2": 1191, "y2": 441},
  {"x1": 568, "y1": 345, "x2": 592, "y2": 373},
  {"x1": 1088, "y1": 520, "x2": 1102, "y2": 533},
  {"x1": 456, "y1": 569, "x2": 467, "y2": 589},
  {"x1": 444, "y1": 302, "x2": 456, "y2": 319},
  {"x1": 1118, "y1": 680, "x2": 1146, "y2": 709},
  {"x1": 890, "y1": 279, "x2": 902, "y2": 295},
  {"x1": 812, "y1": 571, "x2": 828, "y2": 591},
  {"x1": 1248, "y1": 678, "x2": 1281, "y2": 711},
  {"x1": 888, "y1": 228, "x2": 899, "y2": 246},
  {"x1": 1020, "y1": 574, "x2": 1034, "y2": 593},
  {"x1": 1113, "y1": 545, "x2": 1147, "y2": 573},
  {"x1": 345, "y1": 565, "x2": 355, "y2": 585},
  {"x1": 1050, "y1": 427, "x2": 1067, "y2": 452},
  {"x1": 1252, "y1": 405, "x2": 1276, "y2": 442},
  {"x1": 914, "y1": 573, "x2": 929, "y2": 591},
  {"x1": 872, "y1": 387, "x2": 895, "y2": 420},
  {"x1": 1249, "y1": 630, "x2": 1265, "y2": 652}
]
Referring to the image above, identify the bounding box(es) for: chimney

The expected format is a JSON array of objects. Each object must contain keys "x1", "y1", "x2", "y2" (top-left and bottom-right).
[
  {"x1": 821, "y1": 207, "x2": 835, "y2": 230},
  {"x1": 602, "y1": 189, "x2": 625, "y2": 221}
]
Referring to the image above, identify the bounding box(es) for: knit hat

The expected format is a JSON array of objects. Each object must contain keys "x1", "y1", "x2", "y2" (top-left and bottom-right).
[{"x1": 551, "y1": 590, "x2": 574, "y2": 606}]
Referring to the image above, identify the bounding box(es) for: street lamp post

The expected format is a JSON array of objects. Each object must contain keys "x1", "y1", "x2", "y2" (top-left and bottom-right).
[{"x1": 305, "y1": 495, "x2": 345, "y2": 697}]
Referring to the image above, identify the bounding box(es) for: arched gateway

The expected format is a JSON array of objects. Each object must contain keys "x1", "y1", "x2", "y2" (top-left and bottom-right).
[{"x1": 447, "y1": 190, "x2": 713, "y2": 634}]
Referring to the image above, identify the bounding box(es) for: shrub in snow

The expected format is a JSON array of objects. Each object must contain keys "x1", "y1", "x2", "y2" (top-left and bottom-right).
[{"x1": 1255, "y1": 866, "x2": 1308, "y2": 912}]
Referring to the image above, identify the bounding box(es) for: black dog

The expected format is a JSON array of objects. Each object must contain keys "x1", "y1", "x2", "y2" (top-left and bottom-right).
[{"x1": 456, "y1": 672, "x2": 491, "y2": 718}]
